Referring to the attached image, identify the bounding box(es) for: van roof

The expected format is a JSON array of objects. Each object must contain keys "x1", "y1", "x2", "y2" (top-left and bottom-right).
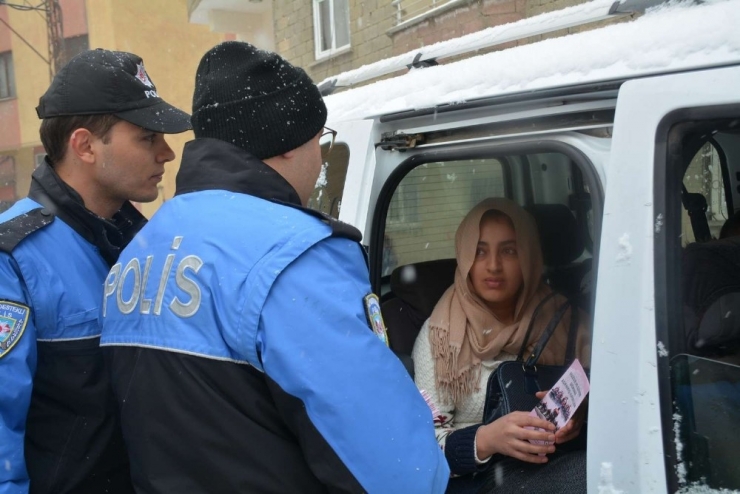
[{"x1": 325, "y1": 0, "x2": 740, "y2": 123}]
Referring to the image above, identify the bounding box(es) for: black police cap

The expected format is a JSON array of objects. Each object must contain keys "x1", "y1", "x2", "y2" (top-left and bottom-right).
[{"x1": 36, "y1": 49, "x2": 192, "y2": 134}]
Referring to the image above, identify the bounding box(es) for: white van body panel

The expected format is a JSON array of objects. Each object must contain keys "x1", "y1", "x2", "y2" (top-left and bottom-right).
[
  {"x1": 331, "y1": 119, "x2": 377, "y2": 237},
  {"x1": 588, "y1": 65, "x2": 740, "y2": 493}
]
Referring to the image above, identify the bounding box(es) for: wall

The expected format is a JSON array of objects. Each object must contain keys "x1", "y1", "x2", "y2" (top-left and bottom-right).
[
  {"x1": 273, "y1": 0, "x2": 629, "y2": 87},
  {"x1": 272, "y1": 0, "x2": 396, "y2": 83},
  {"x1": 0, "y1": 0, "x2": 226, "y2": 216},
  {"x1": 86, "y1": 0, "x2": 227, "y2": 217}
]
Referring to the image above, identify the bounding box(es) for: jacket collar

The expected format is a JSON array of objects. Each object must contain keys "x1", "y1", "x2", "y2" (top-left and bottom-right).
[
  {"x1": 28, "y1": 158, "x2": 147, "y2": 266},
  {"x1": 175, "y1": 138, "x2": 302, "y2": 205}
]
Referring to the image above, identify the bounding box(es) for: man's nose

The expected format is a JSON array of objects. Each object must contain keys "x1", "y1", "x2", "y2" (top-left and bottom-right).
[{"x1": 158, "y1": 137, "x2": 176, "y2": 163}]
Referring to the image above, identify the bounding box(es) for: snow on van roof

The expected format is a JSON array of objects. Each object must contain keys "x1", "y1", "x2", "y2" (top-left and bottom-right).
[{"x1": 325, "y1": 0, "x2": 740, "y2": 123}]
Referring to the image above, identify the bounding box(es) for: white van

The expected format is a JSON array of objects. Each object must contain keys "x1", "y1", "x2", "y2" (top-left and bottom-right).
[{"x1": 310, "y1": 0, "x2": 740, "y2": 492}]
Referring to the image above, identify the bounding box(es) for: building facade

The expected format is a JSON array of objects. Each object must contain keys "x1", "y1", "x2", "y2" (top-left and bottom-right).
[
  {"x1": 0, "y1": 0, "x2": 230, "y2": 217},
  {"x1": 187, "y1": 0, "x2": 621, "y2": 88}
]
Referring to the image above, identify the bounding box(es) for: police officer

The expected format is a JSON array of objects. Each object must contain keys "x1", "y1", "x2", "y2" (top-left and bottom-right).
[
  {"x1": 0, "y1": 49, "x2": 191, "y2": 493},
  {"x1": 100, "y1": 41, "x2": 449, "y2": 493}
]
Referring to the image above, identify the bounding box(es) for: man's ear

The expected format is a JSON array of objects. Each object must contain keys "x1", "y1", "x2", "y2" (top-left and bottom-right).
[{"x1": 67, "y1": 128, "x2": 97, "y2": 164}]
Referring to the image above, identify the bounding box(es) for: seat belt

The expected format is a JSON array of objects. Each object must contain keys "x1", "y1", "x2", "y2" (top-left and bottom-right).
[{"x1": 681, "y1": 185, "x2": 712, "y2": 242}]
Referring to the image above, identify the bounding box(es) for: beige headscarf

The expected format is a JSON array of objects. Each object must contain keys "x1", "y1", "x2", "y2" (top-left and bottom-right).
[{"x1": 429, "y1": 198, "x2": 591, "y2": 405}]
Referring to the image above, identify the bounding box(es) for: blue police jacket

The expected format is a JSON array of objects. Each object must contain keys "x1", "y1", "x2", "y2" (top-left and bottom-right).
[
  {"x1": 100, "y1": 138, "x2": 450, "y2": 493},
  {"x1": 0, "y1": 162, "x2": 137, "y2": 493}
]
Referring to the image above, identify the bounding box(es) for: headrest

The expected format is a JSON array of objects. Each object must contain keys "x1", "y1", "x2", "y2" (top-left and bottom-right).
[
  {"x1": 390, "y1": 258, "x2": 457, "y2": 318},
  {"x1": 526, "y1": 204, "x2": 583, "y2": 266},
  {"x1": 682, "y1": 191, "x2": 708, "y2": 214}
]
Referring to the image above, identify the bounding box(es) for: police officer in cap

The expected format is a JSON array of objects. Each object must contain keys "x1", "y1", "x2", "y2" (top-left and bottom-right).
[
  {"x1": 0, "y1": 49, "x2": 191, "y2": 492},
  {"x1": 100, "y1": 41, "x2": 449, "y2": 493}
]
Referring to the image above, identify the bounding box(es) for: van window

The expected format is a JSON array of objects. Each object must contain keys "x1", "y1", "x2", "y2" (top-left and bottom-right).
[
  {"x1": 383, "y1": 158, "x2": 505, "y2": 275},
  {"x1": 658, "y1": 117, "x2": 740, "y2": 492},
  {"x1": 527, "y1": 153, "x2": 594, "y2": 255},
  {"x1": 681, "y1": 142, "x2": 728, "y2": 245},
  {"x1": 308, "y1": 142, "x2": 349, "y2": 219},
  {"x1": 381, "y1": 151, "x2": 593, "y2": 280}
]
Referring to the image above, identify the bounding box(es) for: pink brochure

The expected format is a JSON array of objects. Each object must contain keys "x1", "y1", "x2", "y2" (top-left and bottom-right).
[{"x1": 528, "y1": 359, "x2": 590, "y2": 445}]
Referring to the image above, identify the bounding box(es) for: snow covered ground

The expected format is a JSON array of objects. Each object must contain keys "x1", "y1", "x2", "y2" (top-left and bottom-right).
[{"x1": 325, "y1": 0, "x2": 740, "y2": 122}]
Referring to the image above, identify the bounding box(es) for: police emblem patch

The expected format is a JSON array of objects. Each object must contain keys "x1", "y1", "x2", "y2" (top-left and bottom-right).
[
  {"x1": 0, "y1": 301, "x2": 29, "y2": 359},
  {"x1": 135, "y1": 62, "x2": 154, "y2": 88},
  {"x1": 363, "y1": 293, "x2": 389, "y2": 346}
]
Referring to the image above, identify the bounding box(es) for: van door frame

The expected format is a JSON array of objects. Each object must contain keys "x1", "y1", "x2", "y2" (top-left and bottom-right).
[{"x1": 367, "y1": 138, "x2": 604, "y2": 304}]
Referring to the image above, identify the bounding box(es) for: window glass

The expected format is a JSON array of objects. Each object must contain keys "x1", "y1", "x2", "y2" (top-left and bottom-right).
[
  {"x1": 333, "y1": 0, "x2": 350, "y2": 48},
  {"x1": 317, "y1": 0, "x2": 332, "y2": 53},
  {"x1": 663, "y1": 120, "x2": 740, "y2": 492},
  {"x1": 314, "y1": 0, "x2": 350, "y2": 59},
  {"x1": 682, "y1": 142, "x2": 727, "y2": 245},
  {"x1": 307, "y1": 142, "x2": 349, "y2": 219},
  {"x1": 383, "y1": 159, "x2": 505, "y2": 274},
  {"x1": 671, "y1": 355, "x2": 740, "y2": 490},
  {"x1": 381, "y1": 151, "x2": 594, "y2": 298},
  {"x1": 529, "y1": 152, "x2": 574, "y2": 205}
]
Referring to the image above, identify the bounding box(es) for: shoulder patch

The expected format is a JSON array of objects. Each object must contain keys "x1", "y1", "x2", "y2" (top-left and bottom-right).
[
  {"x1": 364, "y1": 293, "x2": 389, "y2": 346},
  {"x1": 0, "y1": 208, "x2": 55, "y2": 254},
  {"x1": 0, "y1": 300, "x2": 30, "y2": 358}
]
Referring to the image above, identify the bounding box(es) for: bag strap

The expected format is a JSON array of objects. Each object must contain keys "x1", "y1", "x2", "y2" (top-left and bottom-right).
[
  {"x1": 524, "y1": 299, "x2": 572, "y2": 368},
  {"x1": 516, "y1": 291, "x2": 559, "y2": 362},
  {"x1": 564, "y1": 301, "x2": 580, "y2": 364}
]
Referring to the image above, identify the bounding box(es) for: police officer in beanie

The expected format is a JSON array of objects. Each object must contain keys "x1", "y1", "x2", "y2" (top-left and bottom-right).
[
  {"x1": 100, "y1": 41, "x2": 449, "y2": 493},
  {"x1": 0, "y1": 49, "x2": 191, "y2": 493}
]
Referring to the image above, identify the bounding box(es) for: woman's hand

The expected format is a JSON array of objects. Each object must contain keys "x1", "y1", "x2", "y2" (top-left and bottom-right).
[
  {"x1": 535, "y1": 391, "x2": 586, "y2": 444},
  {"x1": 475, "y1": 412, "x2": 556, "y2": 463}
]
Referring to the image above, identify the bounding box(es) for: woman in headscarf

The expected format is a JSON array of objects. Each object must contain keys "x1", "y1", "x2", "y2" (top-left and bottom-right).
[{"x1": 412, "y1": 198, "x2": 591, "y2": 490}]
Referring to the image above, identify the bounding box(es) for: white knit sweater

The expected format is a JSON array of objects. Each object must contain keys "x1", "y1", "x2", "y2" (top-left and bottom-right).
[{"x1": 412, "y1": 319, "x2": 515, "y2": 457}]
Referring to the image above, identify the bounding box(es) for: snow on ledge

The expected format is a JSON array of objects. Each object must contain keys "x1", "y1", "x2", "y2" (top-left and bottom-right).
[{"x1": 325, "y1": 0, "x2": 740, "y2": 123}]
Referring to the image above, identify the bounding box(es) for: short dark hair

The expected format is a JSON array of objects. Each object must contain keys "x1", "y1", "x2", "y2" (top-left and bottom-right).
[{"x1": 39, "y1": 114, "x2": 121, "y2": 165}]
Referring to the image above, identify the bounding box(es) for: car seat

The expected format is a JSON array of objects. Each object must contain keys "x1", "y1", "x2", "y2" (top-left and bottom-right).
[
  {"x1": 383, "y1": 259, "x2": 458, "y2": 365},
  {"x1": 682, "y1": 236, "x2": 740, "y2": 357}
]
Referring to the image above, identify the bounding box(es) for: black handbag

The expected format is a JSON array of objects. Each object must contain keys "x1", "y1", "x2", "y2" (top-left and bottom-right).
[{"x1": 482, "y1": 292, "x2": 581, "y2": 425}]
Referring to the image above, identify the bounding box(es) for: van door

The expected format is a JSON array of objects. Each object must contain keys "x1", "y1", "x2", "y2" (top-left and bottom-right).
[
  {"x1": 588, "y1": 64, "x2": 740, "y2": 494},
  {"x1": 311, "y1": 119, "x2": 378, "y2": 239}
]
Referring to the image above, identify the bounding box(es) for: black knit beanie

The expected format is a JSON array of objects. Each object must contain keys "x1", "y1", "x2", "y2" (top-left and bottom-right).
[{"x1": 191, "y1": 41, "x2": 327, "y2": 160}]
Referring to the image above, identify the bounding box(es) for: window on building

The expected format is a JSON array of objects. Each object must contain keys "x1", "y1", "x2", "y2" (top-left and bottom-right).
[
  {"x1": 681, "y1": 142, "x2": 729, "y2": 245},
  {"x1": 313, "y1": 0, "x2": 350, "y2": 60},
  {"x1": 61, "y1": 34, "x2": 90, "y2": 66},
  {"x1": 0, "y1": 52, "x2": 16, "y2": 100}
]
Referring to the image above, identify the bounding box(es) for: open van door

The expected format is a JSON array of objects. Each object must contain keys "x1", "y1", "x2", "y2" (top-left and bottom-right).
[
  {"x1": 588, "y1": 65, "x2": 740, "y2": 493},
  {"x1": 312, "y1": 119, "x2": 378, "y2": 241}
]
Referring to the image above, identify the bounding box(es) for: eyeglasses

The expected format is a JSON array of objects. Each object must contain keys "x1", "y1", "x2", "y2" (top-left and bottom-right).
[{"x1": 321, "y1": 127, "x2": 337, "y2": 156}]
